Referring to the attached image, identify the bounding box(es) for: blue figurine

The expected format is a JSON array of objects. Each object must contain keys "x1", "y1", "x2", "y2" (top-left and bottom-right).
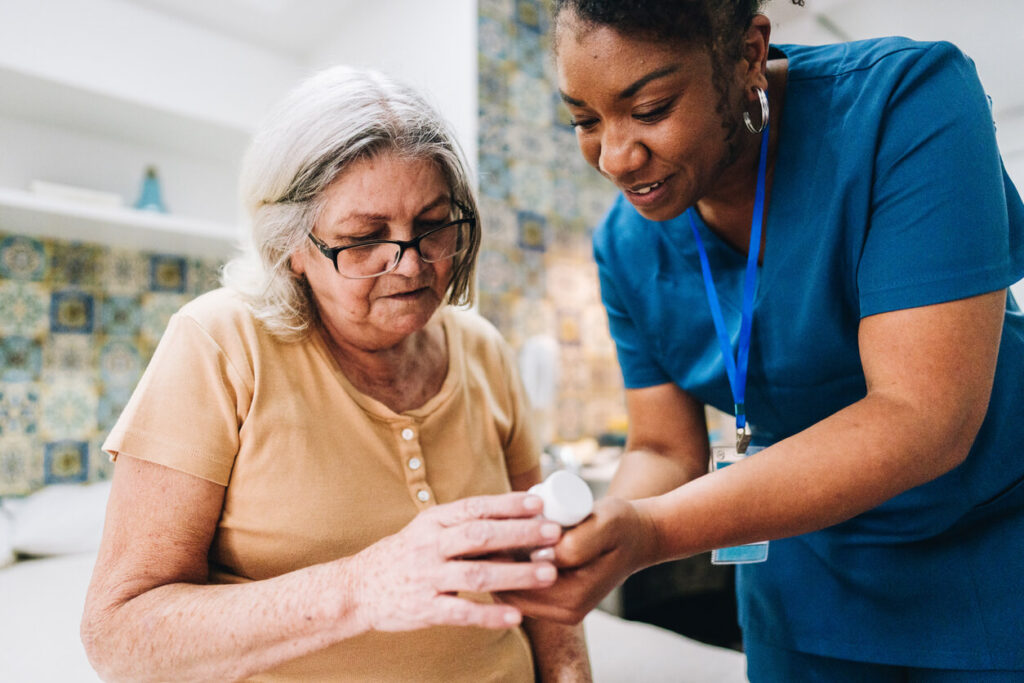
[{"x1": 134, "y1": 166, "x2": 168, "y2": 213}]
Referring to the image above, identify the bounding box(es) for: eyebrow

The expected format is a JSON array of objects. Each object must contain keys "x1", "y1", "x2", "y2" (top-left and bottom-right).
[
  {"x1": 332, "y1": 194, "x2": 451, "y2": 229},
  {"x1": 560, "y1": 64, "x2": 682, "y2": 107}
]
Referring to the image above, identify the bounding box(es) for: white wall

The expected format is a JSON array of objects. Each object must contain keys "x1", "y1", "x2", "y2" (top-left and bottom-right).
[
  {"x1": 308, "y1": 0, "x2": 479, "y2": 179},
  {"x1": 0, "y1": 0, "x2": 302, "y2": 132}
]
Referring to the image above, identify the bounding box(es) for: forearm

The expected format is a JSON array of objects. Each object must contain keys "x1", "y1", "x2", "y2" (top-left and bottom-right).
[
  {"x1": 640, "y1": 390, "x2": 979, "y2": 563},
  {"x1": 82, "y1": 558, "x2": 364, "y2": 682},
  {"x1": 523, "y1": 617, "x2": 591, "y2": 682},
  {"x1": 607, "y1": 447, "x2": 706, "y2": 500}
]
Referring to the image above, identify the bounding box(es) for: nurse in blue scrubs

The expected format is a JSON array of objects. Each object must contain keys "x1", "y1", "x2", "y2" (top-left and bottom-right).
[{"x1": 502, "y1": 1, "x2": 1024, "y2": 679}]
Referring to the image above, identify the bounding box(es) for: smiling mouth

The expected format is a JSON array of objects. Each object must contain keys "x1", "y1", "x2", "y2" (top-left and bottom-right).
[{"x1": 627, "y1": 179, "x2": 666, "y2": 195}]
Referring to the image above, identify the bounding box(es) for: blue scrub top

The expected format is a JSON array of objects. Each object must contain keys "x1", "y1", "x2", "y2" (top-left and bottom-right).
[{"x1": 594, "y1": 38, "x2": 1024, "y2": 668}]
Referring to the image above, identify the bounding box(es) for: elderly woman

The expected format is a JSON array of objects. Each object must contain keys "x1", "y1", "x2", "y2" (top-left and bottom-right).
[
  {"x1": 505, "y1": 0, "x2": 1024, "y2": 681},
  {"x1": 81, "y1": 66, "x2": 590, "y2": 682}
]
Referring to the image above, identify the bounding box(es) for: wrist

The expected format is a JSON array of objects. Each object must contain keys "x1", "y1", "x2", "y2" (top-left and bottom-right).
[
  {"x1": 322, "y1": 553, "x2": 373, "y2": 638},
  {"x1": 632, "y1": 497, "x2": 670, "y2": 567}
]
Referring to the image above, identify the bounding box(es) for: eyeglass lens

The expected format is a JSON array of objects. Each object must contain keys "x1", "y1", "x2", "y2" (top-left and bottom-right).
[{"x1": 335, "y1": 220, "x2": 467, "y2": 278}]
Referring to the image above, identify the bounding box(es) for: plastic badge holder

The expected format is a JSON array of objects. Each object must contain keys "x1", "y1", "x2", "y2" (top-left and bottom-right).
[
  {"x1": 710, "y1": 445, "x2": 769, "y2": 564},
  {"x1": 528, "y1": 470, "x2": 594, "y2": 527}
]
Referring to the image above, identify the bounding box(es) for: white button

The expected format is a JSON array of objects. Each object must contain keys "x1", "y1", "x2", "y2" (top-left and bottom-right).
[
  {"x1": 408, "y1": 457, "x2": 422, "y2": 470},
  {"x1": 401, "y1": 428, "x2": 415, "y2": 441},
  {"x1": 417, "y1": 489, "x2": 430, "y2": 502}
]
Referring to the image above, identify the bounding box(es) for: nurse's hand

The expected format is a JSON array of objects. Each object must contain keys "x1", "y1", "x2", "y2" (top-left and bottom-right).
[
  {"x1": 497, "y1": 496, "x2": 661, "y2": 624},
  {"x1": 348, "y1": 492, "x2": 563, "y2": 632}
]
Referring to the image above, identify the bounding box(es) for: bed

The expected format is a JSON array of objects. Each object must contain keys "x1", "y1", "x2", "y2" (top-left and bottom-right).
[{"x1": 0, "y1": 483, "x2": 748, "y2": 682}]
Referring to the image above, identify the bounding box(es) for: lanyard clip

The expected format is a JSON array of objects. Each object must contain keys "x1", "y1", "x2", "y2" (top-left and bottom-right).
[
  {"x1": 735, "y1": 403, "x2": 751, "y2": 454},
  {"x1": 736, "y1": 424, "x2": 751, "y2": 454}
]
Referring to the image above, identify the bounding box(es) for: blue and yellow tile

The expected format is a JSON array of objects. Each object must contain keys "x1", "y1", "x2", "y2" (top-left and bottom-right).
[
  {"x1": 0, "y1": 336, "x2": 42, "y2": 382},
  {"x1": 0, "y1": 235, "x2": 46, "y2": 281},
  {"x1": 0, "y1": 280, "x2": 49, "y2": 338},
  {"x1": 50, "y1": 289, "x2": 95, "y2": 334},
  {"x1": 43, "y1": 439, "x2": 89, "y2": 485},
  {"x1": 0, "y1": 434, "x2": 42, "y2": 495}
]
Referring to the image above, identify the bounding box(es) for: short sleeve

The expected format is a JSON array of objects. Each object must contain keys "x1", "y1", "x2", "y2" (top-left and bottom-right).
[
  {"x1": 594, "y1": 216, "x2": 670, "y2": 389},
  {"x1": 858, "y1": 42, "x2": 1020, "y2": 316},
  {"x1": 102, "y1": 312, "x2": 253, "y2": 485}
]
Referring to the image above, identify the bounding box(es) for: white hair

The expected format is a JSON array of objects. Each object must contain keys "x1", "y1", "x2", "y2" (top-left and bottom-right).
[{"x1": 222, "y1": 65, "x2": 480, "y2": 340}]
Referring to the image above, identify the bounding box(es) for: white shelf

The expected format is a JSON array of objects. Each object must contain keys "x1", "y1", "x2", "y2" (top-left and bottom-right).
[
  {"x1": 0, "y1": 66, "x2": 253, "y2": 166},
  {"x1": 0, "y1": 187, "x2": 241, "y2": 259}
]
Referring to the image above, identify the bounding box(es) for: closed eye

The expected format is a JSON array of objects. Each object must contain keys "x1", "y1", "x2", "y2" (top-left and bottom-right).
[
  {"x1": 634, "y1": 99, "x2": 676, "y2": 123},
  {"x1": 570, "y1": 117, "x2": 599, "y2": 131}
]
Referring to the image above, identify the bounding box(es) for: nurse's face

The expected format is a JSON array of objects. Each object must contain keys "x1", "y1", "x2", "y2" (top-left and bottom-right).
[{"x1": 555, "y1": 13, "x2": 747, "y2": 222}]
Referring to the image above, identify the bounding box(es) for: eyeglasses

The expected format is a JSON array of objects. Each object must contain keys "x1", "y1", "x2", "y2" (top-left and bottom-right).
[{"x1": 307, "y1": 204, "x2": 475, "y2": 279}]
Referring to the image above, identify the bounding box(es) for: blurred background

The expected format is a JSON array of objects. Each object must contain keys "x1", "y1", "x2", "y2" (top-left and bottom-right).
[{"x1": 1, "y1": 0, "x2": 1021, "y2": 653}]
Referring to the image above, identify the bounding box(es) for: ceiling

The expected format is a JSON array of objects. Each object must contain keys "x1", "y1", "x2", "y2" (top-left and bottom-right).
[
  {"x1": 121, "y1": 0, "x2": 1024, "y2": 170},
  {"x1": 125, "y1": 0, "x2": 360, "y2": 60}
]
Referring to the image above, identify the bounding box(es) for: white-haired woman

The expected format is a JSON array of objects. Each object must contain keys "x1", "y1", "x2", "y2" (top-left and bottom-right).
[{"x1": 81, "y1": 66, "x2": 591, "y2": 682}]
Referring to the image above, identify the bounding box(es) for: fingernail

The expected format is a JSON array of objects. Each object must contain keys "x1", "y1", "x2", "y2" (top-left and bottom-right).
[
  {"x1": 504, "y1": 610, "x2": 522, "y2": 625},
  {"x1": 531, "y1": 547, "x2": 555, "y2": 562},
  {"x1": 536, "y1": 565, "x2": 557, "y2": 581},
  {"x1": 541, "y1": 522, "x2": 561, "y2": 539},
  {"x1": 524, "y1": 495, "x2": 544, "y2": 511}
]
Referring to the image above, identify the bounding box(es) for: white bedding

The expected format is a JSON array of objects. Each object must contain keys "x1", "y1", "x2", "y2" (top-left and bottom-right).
[{"x1": 0, "y1": 552, "x2": 747, "y2": 682}]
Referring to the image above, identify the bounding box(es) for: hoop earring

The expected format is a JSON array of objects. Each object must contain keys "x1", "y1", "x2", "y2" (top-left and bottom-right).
[{"x1": 743, "y1": 87, "x2": 769, "y2": 134}]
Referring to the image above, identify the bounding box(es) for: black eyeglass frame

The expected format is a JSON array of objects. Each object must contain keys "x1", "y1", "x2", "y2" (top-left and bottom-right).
[{"x1": 307, "y1": 202, "x2": 476, "y2": 279}]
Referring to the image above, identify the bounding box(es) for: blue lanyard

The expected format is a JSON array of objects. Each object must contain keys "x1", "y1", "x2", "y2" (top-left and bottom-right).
[{"x1": 687, "y1": 120, "x2": 769, "y2": 452}]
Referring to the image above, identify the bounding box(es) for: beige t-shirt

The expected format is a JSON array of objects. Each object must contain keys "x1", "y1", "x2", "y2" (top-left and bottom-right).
[{"x1": 103, "y1": 288, "x2": 540, "y2": 682}]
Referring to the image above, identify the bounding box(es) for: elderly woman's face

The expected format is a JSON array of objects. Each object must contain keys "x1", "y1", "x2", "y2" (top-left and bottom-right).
[
  {"x1": 555, "y1": 16, "x2": 744, "y2": 221},
  {"x1": 292, "y1": 154, "x2": 455, "y2": 351}
]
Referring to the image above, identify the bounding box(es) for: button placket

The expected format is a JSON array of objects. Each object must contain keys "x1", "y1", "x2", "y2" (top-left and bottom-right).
[{"x1": 395, "y1": 421, "x2": 432, "y2": 508}]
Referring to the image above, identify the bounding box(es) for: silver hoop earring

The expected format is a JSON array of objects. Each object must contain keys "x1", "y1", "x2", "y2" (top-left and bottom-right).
[{"x1": 743, "y1": 87, "x2": 769, "y2": 134}]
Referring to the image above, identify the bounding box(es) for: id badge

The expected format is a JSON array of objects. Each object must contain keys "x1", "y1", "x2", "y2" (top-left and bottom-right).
[{"x1": 709, "y1": 445, "x2": 769, "y2": 565}]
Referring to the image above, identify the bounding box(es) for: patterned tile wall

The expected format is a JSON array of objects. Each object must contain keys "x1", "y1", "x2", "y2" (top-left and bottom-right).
[
  {"x1": 477, "y1": 0, "x2": 625, "y2": 443},
  {"x1": 0, "y1": 231, "x2": 222, "y2": 496}
]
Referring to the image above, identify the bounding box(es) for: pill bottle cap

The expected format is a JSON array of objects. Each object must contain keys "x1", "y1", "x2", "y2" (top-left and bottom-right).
[{"x1": 528, "y1": 470, "x2": 594, "y2": 527}]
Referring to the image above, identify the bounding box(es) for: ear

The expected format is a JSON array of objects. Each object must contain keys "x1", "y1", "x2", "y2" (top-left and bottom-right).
[
  {"x1": 741, "y1": 14, "x2": 772, "y2": 92},
  {"x1": 289, "y1": 248, "x2": 307, "y2": 277}
]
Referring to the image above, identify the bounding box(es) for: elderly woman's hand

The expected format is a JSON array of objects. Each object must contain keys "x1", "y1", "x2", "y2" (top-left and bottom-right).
[
  {"x1": 347, "y1": 492, "x2": 562, "y2": 631},
  {"x1": 497, "y1": 496, "x2": 661, "y2": 624}
]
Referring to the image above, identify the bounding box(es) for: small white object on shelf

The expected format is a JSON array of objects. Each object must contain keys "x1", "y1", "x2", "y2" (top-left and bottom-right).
[{"x1": 528, "y1": 470, "x2": 594, "y2": 527}]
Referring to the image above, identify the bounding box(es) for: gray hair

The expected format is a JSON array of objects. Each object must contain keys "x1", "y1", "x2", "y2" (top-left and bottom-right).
[{"x1": 222, "y1": 65, "x2": 480, "y2": 340}]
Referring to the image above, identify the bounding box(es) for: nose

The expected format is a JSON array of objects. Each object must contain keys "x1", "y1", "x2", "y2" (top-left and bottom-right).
[
  {"x1": 598, "y1": 125, "x2": 647, "y2": 180},
  {"x1": 391, "y1": 242, "x2": 428, "y2": 277}
]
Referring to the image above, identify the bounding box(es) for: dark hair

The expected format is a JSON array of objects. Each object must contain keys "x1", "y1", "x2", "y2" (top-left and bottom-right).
[{"x1": 552, "y1": 1, "x2": 804, "y2": 53}]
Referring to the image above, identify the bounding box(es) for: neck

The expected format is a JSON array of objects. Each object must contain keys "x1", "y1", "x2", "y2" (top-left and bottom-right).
[
  {"x1": 696, "y1": 61, "x2": 787, "y2": 255},
  {"x1": 322, "y1": 317, "x2": 449, "y2": 412}
]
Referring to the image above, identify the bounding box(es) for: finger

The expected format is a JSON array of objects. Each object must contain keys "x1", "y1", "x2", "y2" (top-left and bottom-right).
[
  {"x1": 432, "y1": 492, "x2": 544, "y2": 527},
  {"x1": 546, "y1": 519, "x2": 607, "y2": 568},
  {"x1": 439, "y1": 518, "x2": 561, "y2": 558},
  {"x1": 436, "y1": 559, "x2": 558, "y2": 594},
  {"x1": 429, "y1": 595, "x2": 524, "y2": 629},
  {"x1": 498, "y1": 589, "x2": 582, "y2": 625}
]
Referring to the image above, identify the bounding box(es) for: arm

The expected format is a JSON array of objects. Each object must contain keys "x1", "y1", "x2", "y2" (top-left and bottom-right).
[
  {"x1": 606, "y1": 383, "x2": 710, "y2": 500},
  {"x1": 645, "y1": 290, "x2": 1003, "y2": 557},
  {"x1": 82, "y1": 457, "x2": 560, "y2": 682},
  {"x1": 510, "y1": 467, "x2": 592, "y2": 683},
  {"x1": 505, "y1": 290, "x2": 1004, "y2": 622}
]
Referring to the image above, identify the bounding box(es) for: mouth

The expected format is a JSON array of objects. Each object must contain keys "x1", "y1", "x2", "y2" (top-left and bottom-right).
[
  {"x1": 626, "y1": 179, "x2": 666, "y2": 196},
  {"x1": 621, "y1": 175, "x2": 673, "y2": 209},
  {"x1": 385, "y1": 286, "x2": 429, "y2": 300}
]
